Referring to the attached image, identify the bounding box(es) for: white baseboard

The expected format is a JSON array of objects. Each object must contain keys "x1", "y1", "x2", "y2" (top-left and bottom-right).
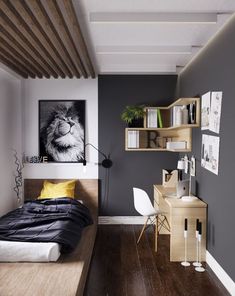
[
  {"x1": 98, "y1": 216, "x2": 147, "y2": 224},
  {"x1": 206, "y1": 251, "x2": 235, "y2": 296}
]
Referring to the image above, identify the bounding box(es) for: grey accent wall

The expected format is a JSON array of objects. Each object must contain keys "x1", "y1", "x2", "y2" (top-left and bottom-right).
[
  {"x1": 179, "y1": 15, "x2": 235, "y2": 281},
  {"x1": 98, "y1": 75, "x2": 178, "y2": 216}
]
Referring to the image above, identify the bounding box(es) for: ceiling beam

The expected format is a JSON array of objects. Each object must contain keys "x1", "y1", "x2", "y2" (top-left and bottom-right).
[
  {"x1": 0, "y1": 46, "x2": 36, "y2": 78},
  {"x1": 89, "y1": 12, "x2": 218, "y2": 24},
  {"x1": 0, "y1": 13, "x2": 53, "y2": 78},
  {"x1": 41, "y1": 0, "x2": 88, "y2": 78},
  {"x1": 96, "y1": 45, "x2": 196, "y2": 55},
  {"x1": 0, "y1": 36, "x2": 43, "y2": 78},
  {"x1": 100, "y1": 64, "x2": 177, "y2": 74},
  {"x1": 0, "y1": 29, "x2": 49, "y2": 78},
  {"x1": 0, "y1": 0, "x2": 59, "y2": 78},
  {"x1": 59, "y1": 0, "x2": 96, "y2": 78},
  {"x1": 0, "y1": 52, "x2": 29, "y2": 78},
  {"x1": 25, "y1": 0, "x2": 79, "y2": 78},
  {"x1": 10, "y1": 0, "x2": 72, "y2": 78}
]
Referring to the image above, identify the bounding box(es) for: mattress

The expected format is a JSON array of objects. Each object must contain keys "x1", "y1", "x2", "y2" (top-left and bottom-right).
[{"x1": 0, "y1": 240, "x2": 61, "y2": 262}]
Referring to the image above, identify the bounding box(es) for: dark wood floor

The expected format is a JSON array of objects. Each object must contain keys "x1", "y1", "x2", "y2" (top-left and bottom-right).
[{"x1": 84, "y1": 225, "x2": 229, "y2": 296}]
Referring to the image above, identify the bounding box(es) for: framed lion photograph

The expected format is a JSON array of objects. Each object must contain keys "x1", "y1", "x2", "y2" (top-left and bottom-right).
[{"x1": 39, "y1": 100, "x2": 85, "y2": 162}]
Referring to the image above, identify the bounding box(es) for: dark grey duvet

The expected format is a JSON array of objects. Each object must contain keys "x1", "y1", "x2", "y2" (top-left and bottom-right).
[{"x1": 0, "y1": 198, "x2": 93, "y2": 253}]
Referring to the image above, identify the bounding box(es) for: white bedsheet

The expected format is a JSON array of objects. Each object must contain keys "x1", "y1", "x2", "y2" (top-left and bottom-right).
[{"x1": 0, "y1": 241, "x2": 61, "y2": 262}]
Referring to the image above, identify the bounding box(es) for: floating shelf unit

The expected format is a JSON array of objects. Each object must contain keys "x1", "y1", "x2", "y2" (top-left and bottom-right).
[{"x1": 125, "y1": 98, "x2": 200, "y2": 152}]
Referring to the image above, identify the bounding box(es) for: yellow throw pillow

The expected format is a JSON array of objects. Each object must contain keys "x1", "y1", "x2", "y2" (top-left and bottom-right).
[{"x1": 38, "y1": 180, "x2": 76, "y2": 199}]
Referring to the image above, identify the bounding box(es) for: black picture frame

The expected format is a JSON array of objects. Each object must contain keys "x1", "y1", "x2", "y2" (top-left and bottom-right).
[{"x1": 39, "y1": 100, "x2": 85, "y2": 163}]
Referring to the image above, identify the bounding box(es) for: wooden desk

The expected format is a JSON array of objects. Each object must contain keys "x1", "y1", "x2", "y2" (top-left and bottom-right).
[{"x1": 154, "y1": 185, "x2": 207, "y2": 262}]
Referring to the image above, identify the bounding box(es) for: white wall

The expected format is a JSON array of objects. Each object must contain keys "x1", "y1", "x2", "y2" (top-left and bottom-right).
[
  {"x1": 22, "y1": 78, "x2": 98, "y2": 179},
  {"x1": 0, "y1": 68, "x2": 22, "y2": 216}
]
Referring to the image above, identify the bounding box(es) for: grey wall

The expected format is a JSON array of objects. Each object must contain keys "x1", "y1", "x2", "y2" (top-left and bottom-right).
[
  {"x1": 98, "y1": 75, "x2": 178, "y2": 216},
  {"x1": 179, "y1": 15, "x2": 235, "y2": 281}
]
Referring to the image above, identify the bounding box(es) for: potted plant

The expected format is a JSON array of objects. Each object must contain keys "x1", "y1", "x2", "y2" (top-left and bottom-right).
[{"x1": 121, "y1": 105, "x2": 145, "y2": 127}]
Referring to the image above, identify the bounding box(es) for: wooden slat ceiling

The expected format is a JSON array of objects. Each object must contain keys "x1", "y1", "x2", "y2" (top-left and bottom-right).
[{"x1": 0, "y1": 0, "x2": 96, "y2": 78}]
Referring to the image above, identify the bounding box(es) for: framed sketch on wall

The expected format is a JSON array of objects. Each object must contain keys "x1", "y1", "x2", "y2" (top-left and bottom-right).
[
  {"x1": 39, "y1": 100, "x2": 85, "y2": 162},
  {"x1": 209, "y1": 91, "x2": 222, "y2": 134},
  {"x1": 201, "y1": 92, "x2": 211, "y2": 130},
  {"x1": 201, "y1": 134, "x2": 220, "y2": 175}
]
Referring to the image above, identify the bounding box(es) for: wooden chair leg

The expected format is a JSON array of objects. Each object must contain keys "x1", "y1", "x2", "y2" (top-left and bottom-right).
[
  {"x1": 137, "y1": 217, "x2": 149, "y2": 244},
  {"x1": 164, "y1": 215, "x2": 171, "y2": 232},
  {"x1": 155, "y1": 215, "x2": 159, "y2": 252}
]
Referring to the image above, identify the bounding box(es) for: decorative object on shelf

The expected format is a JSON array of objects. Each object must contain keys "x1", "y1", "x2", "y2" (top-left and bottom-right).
[
  {"x1": 181, "y1": 218, "x2": 190, "y2": 267},
  {"x1": 121, "y1": 105, "x2": 145, "y2": 127},
  {"x1": 82, "y1": 143, "x2": 112, "y2": 170},
  {"x1": 177, "y1": 155, "x2": 198, "y2": 201},
  {"x1": 173, "y1": 105, "x2": 182, "y2": 126},
  {"x1": 162, "y1": 169, "x2": 178, "y2": 187},
  {"x1": 201, "y1": 135, "x2": 220, "y2": 175},
  {"x1": 181, "y1": 105, "x2": 189, "y2": 124},
  {"x1": 13, "y1": 150, "x2": 24, "y2": 205},
  {"x1": 39, "y1": 100, "x2": 85, "y2": 163},
  {"x1": 193, "y1": 219, "x2": 202, "y2": 267},
  {"x1": 188, "y1": 101, "x2": 196, "y2": 124},
  {"x1": 195, "y1": 222, "x2": 205, "y2": 272},
  {"x1": 24, "y1": 155, "x2": 48, "y2": 163}
]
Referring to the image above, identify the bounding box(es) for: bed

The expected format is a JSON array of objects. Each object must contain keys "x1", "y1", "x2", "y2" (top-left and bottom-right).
[{"x1": 0, "y1": 179, "x2": 98, "y2": 296}]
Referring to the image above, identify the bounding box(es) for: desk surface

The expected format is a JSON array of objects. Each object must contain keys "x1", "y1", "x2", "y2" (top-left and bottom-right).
[{"x1": 154, "y1": 184, "x2": 207, "y2": 208}]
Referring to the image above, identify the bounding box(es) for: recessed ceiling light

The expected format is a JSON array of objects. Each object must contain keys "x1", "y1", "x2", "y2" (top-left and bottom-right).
[{"x1": 90, "y1": 12, "x2": 218, "y2": 24}]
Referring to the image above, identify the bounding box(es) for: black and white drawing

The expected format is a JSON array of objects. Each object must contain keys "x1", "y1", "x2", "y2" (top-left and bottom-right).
[
  {"x1": 39, "y1": 100, "x2": 85, "y2": 162},
  {"x1": 209, "y1": 91, "x2": 222, "y2": 134},
  {"x1": 201, "y1": 91, "x2": 211, "y2": 130},
  {"x1": 201, "y1": 134, "x2": 220, "y2": 175}
]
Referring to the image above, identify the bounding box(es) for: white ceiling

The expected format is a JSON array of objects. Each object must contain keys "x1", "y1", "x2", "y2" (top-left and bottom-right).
[{"x1": 73, "y1": 0, "x2": 235, "y2": 74}]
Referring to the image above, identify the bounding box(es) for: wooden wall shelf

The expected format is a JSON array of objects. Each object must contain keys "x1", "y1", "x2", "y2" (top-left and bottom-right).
[{"x1": 125, "y1": 98, "x2": 200, "y2": 152}]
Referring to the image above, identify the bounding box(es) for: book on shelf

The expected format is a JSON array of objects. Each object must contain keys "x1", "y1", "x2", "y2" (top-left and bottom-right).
[
  {"x1": 157, "y1": 108, "x2": 163, "y2": 128},
  {"x1": 146, "y1": 108, "x2": 158, "y2": 128},
  {"x1": 127, "y1": 130, "x2": 139, "y2": 148}
]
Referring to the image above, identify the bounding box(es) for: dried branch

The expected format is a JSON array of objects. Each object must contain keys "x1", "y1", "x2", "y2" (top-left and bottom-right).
[{"x1": 13, "y1": 149, "x2": 24, "y2": 204}]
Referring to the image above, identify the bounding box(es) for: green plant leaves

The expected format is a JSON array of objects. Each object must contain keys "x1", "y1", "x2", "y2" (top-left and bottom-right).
[{"x1": 121, "y1": 105, "x2": 145, "y2": 124}]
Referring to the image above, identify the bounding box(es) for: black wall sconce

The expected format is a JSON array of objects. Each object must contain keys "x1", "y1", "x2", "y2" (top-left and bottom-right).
[{"x1": 83, "y1": 143, "x2": 113, "y2": 169}]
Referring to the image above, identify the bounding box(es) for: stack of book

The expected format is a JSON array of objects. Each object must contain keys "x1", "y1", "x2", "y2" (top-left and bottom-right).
[
  {"x1": 127, "y1": 130, "x2": 139, "y2": 148},
  {"x1": 146, "y1": 108, "x2": 163, "y2": 128}
]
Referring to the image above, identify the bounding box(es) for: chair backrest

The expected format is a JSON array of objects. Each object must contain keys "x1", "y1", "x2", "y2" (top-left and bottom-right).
[{"x1": 133, "y1": 187, "x2": 155, "y2": 216}]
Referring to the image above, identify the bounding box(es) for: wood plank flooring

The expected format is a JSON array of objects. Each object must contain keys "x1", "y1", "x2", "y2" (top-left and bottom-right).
[{"x1": 84, "y1": 225, "x2": 229, "y2": 296}]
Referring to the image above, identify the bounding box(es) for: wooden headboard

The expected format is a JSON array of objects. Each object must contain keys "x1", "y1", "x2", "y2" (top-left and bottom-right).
[{"x1": 24, "y1": 179, "x2": 98, "y2": 222}]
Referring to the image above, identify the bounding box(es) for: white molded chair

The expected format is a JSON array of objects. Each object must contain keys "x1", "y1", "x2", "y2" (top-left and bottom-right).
[{"x1": 133, "y1": 187, "x2": 170, "y2": 244}]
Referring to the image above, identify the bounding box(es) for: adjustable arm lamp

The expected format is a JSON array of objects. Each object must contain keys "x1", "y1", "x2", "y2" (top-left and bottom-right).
[{"x1": 83, "y1": 143, "x2": 113, "y2": 169}]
